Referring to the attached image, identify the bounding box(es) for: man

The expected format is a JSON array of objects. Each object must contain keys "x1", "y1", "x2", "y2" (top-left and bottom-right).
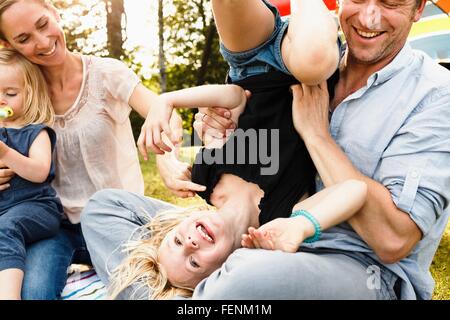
[{"x1": 188, "y1": 0, "x2": 450, "y2": 300}]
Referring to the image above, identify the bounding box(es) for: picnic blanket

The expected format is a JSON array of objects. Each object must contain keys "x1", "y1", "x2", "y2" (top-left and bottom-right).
[{"x1": 61, "y1": 266, "x2": 107, "y2": 300}]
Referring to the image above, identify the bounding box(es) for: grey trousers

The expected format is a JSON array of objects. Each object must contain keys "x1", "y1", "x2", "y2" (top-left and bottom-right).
[{"x1": 81, "y1": 189, "x2": 396, "y2": 300}]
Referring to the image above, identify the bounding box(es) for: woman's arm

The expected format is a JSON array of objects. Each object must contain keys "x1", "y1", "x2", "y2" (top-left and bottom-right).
[
  {"x1": 212, "y1": 0, "x2": 276, "y2": 52},
  {"x1": 282, "y1": 0, "x2": 339, "y2": 85},
  {"x1": 0, "y1": 130, "x2": 51, "y2": 183},
  {"x1": 242, "y1": 180, "x2": 367, "y2": 252}
]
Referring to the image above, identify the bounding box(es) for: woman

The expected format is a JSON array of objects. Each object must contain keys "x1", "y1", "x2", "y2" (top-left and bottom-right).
[{"x1": 0, "y1": 0, "x2": 186, "y2": 299}]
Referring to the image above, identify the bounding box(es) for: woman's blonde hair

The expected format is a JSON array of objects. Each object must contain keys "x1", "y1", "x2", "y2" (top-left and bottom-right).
[
  {"x1": 109, "y1": 205, "x2": 211, "y2": 300},
  {"x1": 0, "y1": 0, "x2": 51, "y2": 41},
  {"x1": 0, "y1": 48, "x2": 54, "y2": 125}
]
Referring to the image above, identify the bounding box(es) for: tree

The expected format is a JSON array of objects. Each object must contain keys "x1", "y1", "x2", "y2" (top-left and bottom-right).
[
  {"x1": 159, "y1": 0, "x2": 167, "y2": 93},
  {"x1": 163, "y1": 0, "x2": 228, "y2": 135},
  {"x1": 52, "y1": 0, "x2": 107, "y2": 55},
  {"x1": 104, "y1": 0, "x2": 126, "y2": 59}
]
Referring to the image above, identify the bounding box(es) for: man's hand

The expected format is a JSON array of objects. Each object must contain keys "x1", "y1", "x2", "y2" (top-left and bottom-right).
[
  {"x1": 291, "y1": 82, "x2": 330, "y2": 142},
  {"x1": 156, "y1": 153, "x2": 206, "y2": 198}
]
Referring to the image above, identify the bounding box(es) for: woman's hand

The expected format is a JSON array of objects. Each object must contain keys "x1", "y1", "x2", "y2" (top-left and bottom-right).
[
  {"x1": 137, "y1": 95, "x2": 175, "y2": 157},
  {"x1": 241, "y1": 217, "x2": 307, "y2": 253},
  {"x1": 291, "y1": 82, "x2": 330, "y2": 143},
  {"x1": 0, "y1": 167, "x2": 14, "y2": 191},
  {"x1": 156, "y1": 153, "x2": 206, "y2": 198}
]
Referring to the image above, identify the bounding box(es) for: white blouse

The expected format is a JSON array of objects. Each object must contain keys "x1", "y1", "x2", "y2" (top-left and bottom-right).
[{"x1": 52, "y1": 55, "x2": 144, "y2": 223}]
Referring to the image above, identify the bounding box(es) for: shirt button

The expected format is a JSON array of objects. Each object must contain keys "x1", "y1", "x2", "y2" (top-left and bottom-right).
[{"x1": 411, "y1": 170, "x2": 419, "y2": 179}]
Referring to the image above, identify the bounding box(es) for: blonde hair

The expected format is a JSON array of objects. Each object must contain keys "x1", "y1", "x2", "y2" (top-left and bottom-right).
[
  {"x1": 0, "y1": 0, "x2": 51, "y2": 41},
  {"x1": 0, "y1": 48, "x2": 54, "y2": 125},
  {"x1": 109, "y1": 205, "x2": 211, "y2": 300}
]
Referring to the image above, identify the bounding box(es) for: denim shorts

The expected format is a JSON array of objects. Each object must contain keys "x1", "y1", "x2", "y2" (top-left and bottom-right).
[{"x1": 220, "y1": 0, "x2": 290, "y2": 82}]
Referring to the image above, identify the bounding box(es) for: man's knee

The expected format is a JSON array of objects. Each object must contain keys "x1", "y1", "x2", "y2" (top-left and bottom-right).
[{"x1": 194, "y1": 249, "x2": 307, "y2": 299}]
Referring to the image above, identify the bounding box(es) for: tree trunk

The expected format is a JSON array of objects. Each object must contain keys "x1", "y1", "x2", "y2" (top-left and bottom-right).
[
  {"x1": 196, "y1": 18, "x2": 216, "y2": 86},
  {"x1": 159, "y1": 0, "x2": 167, "y2": 93},
  {"x1": 104, "y1": 0, "x2": 125, "y2": 59},
  {"x1": 191, "y1": 16, "x2": 217, "y2": 142}
]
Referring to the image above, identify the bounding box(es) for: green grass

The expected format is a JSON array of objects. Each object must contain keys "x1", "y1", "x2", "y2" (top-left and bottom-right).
[{"x1": 141, "y1": 150, "x2": 450, "y2": 300}]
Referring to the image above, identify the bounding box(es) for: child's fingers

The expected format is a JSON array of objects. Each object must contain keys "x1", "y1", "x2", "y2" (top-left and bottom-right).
[
  {"x1": 248, "y1": 228, "x2": 263, "y2": 249},
  {"x1": 153, "y1": 126, "x2": 171, "y2": 153},
  {"x1": 161, "y1": 122, "x2": 175, "y2": 148},
  {"x1": 241, "y1": 234, "x2": 255, "y2": 249},
  {"x1": 253, "y1": 229, "x2": 273, "y2": 250},
  {"x1": 151, "y1": 126, "x2": 169, "y2": 154},
  {"x1": 137, "y1": 132, "x2": 148, "y2": 161},
  {"x1": 172, "y1": 190, "x2": 196, "y2": 198},
  {"x1": 146, "y1": 127, "x2": 162, "y2": 155}
]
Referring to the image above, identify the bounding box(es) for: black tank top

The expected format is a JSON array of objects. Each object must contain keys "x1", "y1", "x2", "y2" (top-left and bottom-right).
[{"x1": 192, "y1": 70, "x2": 338, "y2": 225}]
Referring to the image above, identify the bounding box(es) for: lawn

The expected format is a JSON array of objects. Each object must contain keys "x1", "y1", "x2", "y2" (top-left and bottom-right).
[{"x1": 141, "y1": 150, "x2": 450, "y2": 300}]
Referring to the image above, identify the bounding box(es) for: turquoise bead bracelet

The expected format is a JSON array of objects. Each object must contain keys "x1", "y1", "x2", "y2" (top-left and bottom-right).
[{"x1": 290, "y1": 210, "x2": 322, "y2": 243}]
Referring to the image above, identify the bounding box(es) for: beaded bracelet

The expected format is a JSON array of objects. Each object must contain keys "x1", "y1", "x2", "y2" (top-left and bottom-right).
[{"x1": 290, "y1": 209, "x2": 322, "y2": 243}]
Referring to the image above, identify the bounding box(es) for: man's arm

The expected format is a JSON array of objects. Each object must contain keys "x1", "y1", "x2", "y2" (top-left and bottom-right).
[
  {"x1": 305, "y1": 135, "x2": 422, "y2": 264},
  {"x1": 291, "y1": 83, "x2": 422, "y2": 264}
]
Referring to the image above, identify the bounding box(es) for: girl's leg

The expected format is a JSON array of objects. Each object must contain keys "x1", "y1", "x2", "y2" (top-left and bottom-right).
[
  {"x1": 0, "y1": 269, "x2": 23, "y2": 300},
  {"x1": 80, "y1": 189, "x2": 178, "y2": 299},
  {"x1": 212, "y1": 0, "x2": 275, "y2": 52},
  {"x1": 0, "y1": 202, "x2": 63, "y2": 300}
]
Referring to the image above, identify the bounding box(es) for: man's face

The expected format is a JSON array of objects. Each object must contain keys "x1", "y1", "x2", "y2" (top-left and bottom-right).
[{"x1": 339, "y1": 0, "x2": 424, "y2": 65}]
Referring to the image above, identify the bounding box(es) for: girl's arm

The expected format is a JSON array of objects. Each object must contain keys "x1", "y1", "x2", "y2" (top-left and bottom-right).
[
  {"x1": 282, "y1": 0, "x2": 339, "y2": 85},
  {"x1": 242, "y1": 180, "x2": 367, "y2": 252},
  {"x1": 143, "y1": 84, "x2": 247, "y2": 155},
  {"x1": 212, "y1": 0, "x2": 276, "y2": 52},
  {"x1": 129, "y1": 83, "x2": 183, "y2": 155},
  {"x1": 0, "y1": 130, "x2": 52, "y2": 183}
]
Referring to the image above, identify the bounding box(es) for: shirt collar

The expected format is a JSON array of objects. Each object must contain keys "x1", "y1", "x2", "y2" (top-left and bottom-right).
[{"x1": 369, "y1": 43, "x2": 414, "y2": 86}]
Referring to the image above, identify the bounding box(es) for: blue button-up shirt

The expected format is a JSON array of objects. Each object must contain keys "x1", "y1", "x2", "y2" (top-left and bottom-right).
[
  {"x1": 221, "y1": 0, "x2": 450, "y2": 300},
  {"x1": 309, "y1": 44, "x2": 450, "y2": 300}
]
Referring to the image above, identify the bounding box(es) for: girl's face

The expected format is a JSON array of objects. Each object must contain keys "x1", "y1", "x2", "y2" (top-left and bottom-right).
[
  {"x1": 158, "y1": 211, "x2": 235, "y2": 289},
  {"x1": 0, "y1": 64, "x2": 24, "y2": 123},
  {"x1": 0, "y1": 1, "x2": 67, "y2": 67}
]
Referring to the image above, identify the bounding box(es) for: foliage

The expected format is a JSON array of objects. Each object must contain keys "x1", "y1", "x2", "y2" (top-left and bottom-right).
[
  {"x1": 53, "y1": 0, "x2": 108, "y2": 56},
  {"x1": 163, "y1": 0, "x2": 228, "y2": 134}
]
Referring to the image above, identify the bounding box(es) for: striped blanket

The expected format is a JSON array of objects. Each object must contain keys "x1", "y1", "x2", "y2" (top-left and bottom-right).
[{"x1": 61, "y1": 266, "x2": 107, "y2": 300}]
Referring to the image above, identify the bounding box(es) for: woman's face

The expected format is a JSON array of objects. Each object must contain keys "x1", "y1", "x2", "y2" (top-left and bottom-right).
[
  {"x1": 0, "y1": 1, "x2": 67, "y2": 67},
  {"x1": 158, "y1": 211, "x2": 235, "y2": 289}
]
